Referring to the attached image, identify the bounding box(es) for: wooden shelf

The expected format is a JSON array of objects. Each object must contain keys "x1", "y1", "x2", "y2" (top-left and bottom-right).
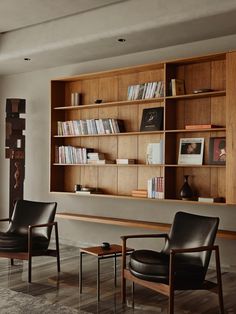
[
  {"x1": 54, "y1": 97, "x2": 164, "y2": 110},
  {"x1": 53, "y1": 130, "x2": 164, "y2": 138},
  {"x1": 56, "y1": 212, "x2": 236, "y2": 240},
  {"x1": 165, "y1": 128, "x2": 226, "y2": 133},
  {"x1": 165, "y1": 90, "x2": 226, "y2": 100}
]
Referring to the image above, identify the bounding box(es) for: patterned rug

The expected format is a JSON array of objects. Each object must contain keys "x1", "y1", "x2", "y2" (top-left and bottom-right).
[{"x1": 0, "y1": 287, "x2": 89, "y2": 314}]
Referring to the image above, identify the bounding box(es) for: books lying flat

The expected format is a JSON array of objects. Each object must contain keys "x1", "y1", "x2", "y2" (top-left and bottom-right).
[
  {"x1": 131, "y1": 189, "x2": 148, "y2": 198},
  {"x1": 116, "y1": 159, "x2": 136, "y2": 164},
  {"x1": 198, "y1": 197, "x2": 225, "y2": 203},
  {"x1": 75, "y1": 190, "x2": 103, "y2": 195},
  {"x1": 87, "y1": 159, "x2": 115, "y2": 164},
  {"x1": 185, "y1": 124, "x2": 222, "y2": 130}
]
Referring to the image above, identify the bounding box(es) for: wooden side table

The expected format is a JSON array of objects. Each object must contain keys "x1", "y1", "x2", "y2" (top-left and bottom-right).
[{"x1": 79, "y1": 244, "x2": 134, "y2": 301}]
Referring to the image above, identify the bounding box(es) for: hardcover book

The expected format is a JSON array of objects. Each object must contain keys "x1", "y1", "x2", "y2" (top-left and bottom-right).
[
  {"x1": 140, "y1": 107, "x2": 163, "y2": 132},
  {"x1": 171, "y1": 79, "x2": 185, "y2": 96}
]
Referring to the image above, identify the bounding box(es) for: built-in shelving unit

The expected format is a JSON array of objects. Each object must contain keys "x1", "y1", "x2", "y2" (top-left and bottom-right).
[{"x1": 50, "y1": 51, "x2": 236, "y2": 205}]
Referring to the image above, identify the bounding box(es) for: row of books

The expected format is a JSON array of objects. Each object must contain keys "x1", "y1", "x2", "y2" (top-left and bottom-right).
[
  {"x1": 147, "y1": 176, "x2": 164, "y2": 199},
  {"x1": 57, "y1": 118, "x2": 125, "y2": 136},
  {"x1": 55, "y1": 146, "x2": 94, "y2": 164},
  {"x1": 127, "y1": 81, "x2": 164, "y2": 100}
]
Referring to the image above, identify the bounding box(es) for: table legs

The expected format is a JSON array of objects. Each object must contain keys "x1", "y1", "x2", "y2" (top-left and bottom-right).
[{"x1": 79, "y1": 251, "x2": 83, "y2": 294}]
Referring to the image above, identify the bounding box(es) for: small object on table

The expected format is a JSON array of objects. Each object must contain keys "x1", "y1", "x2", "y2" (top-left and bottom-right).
[{"x1": 101, "y1": 242, "x2": 110, "y2": 249}]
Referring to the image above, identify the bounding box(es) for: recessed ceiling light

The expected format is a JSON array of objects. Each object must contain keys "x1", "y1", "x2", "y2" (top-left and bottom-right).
[
  {"x1": 24, "y1": 58, "x2": 31, "y2": 61},
  {"x1": 117, "y1": 38, "x2": 126, "y2": 43}
]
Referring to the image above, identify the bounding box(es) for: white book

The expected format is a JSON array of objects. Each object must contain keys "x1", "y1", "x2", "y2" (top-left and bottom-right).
[{"x1": 146, "y1": 141, "x2": 163, "y2": 164}]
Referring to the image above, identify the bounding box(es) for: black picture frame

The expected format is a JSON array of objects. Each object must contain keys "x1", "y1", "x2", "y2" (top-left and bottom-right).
[
  {"x1": 209, "y1": 137, "x2": 226, "y2": 165},
  {"x1": 140, "y1": 107, "x2": 163, "y2": 132}
]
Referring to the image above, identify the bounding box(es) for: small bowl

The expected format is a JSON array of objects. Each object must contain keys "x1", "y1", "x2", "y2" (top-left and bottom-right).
[{"x1": 101, "y1": 242, "x2": 110, "y2": 249}]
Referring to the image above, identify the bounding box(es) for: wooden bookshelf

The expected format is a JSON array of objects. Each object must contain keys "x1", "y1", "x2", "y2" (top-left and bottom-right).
[{"x1": 50, "y1": 51, "x2": 236, "y2": 204}]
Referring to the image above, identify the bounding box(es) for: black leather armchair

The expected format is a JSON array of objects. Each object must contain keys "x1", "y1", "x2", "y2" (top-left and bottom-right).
[
  {"x1": 121, "y1": 211, "x2": 224, "y2": 314},
  {"x1": 0, "y1": 199, "x2": 60, "y2": 283}
]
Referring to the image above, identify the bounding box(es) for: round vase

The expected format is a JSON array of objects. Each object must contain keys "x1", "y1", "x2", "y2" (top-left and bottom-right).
[{"x1": 179, "y1": 175, "x2": 193, "y2": 200}]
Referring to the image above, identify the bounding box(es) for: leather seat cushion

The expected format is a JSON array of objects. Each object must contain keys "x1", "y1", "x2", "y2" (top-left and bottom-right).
[
  {"x1": 0, "y1": 232, "x2": 49, "y2": 252},
  {"x1": 129, "y1": 249, "x2": 205, "y2": 286}
]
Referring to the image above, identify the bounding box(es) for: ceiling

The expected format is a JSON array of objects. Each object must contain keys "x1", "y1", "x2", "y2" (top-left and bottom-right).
[{"x1": 1, "y1": 0, "x2": 236, "y2": 75}]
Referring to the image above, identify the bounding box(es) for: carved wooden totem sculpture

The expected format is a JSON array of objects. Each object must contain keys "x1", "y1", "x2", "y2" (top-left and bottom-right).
[{"x1": 5, "y1": 98, "x2": 26, "y2": 216}]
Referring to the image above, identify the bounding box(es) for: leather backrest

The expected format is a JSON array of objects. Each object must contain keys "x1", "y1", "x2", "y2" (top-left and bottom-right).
[
  {"x1": 162, "y1": 211, "x2": 219, "y2": 269},
  {"x1": 7, "y1": 200, "x2": 57, "y2": 240}
]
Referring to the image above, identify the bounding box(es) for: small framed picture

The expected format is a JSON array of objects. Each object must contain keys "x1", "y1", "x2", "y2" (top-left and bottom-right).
[
  {"x1": 140, "y1": 107, "x2": 164, "y2": 132},
  {"x1": 178, "y1": 138, "x2": 204, "y2": 165},
  {"x1": 209, "y1": 137, "x2": 226, "y2": 165}
]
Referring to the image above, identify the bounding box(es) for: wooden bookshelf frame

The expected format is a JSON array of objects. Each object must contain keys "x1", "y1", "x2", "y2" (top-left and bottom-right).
[{"x1": 50, "y1": 51, "x2": 236, "y2": 204}]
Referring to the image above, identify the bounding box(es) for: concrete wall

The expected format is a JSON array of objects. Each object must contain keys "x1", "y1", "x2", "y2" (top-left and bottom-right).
[{"x1": 1, "y1": 34, "x2": 236, "y2": 269}]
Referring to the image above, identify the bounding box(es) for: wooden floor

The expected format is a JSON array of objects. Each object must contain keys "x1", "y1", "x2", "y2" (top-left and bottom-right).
[{"x1": 0, "y1": 244, "x2": 235, "y2": 314}]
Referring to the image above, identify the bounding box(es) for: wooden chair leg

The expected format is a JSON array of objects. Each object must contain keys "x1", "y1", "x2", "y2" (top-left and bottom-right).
[
  {"x1": 28, "y1": 255, "x2": 32, "y2": 283},
  {"x1": 10, "y1": 258, "x2": 14, "y2": 266},
  {"x1": 132, "y1": 282, "x2": 135, "y2": 308},
  {"x1": 54, "y1": 222, "x2": 61, "y2": 272},
  {"x1": 169, "y1": 286, "x2": 174, "y2": 314},
  {"x1": 215, "y1": 247, "x2": 224, "y2": 314}
]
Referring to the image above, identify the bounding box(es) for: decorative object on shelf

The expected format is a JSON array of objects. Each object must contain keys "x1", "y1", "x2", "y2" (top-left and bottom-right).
[
  {"x1": 5, "y1": 98, "x2": 26, "y2": 217},
  {"x1": 94, "y1": 99, "x2": 103, "y2": 104},
  {"x1": 71, "y1": 92, "x2": 81, "y2": 106},
  {"x1": 75, "y1": 187, "x2": 103, "y2": 195},
  {"x1": 179, "y1": 175, "x2": 193, "y2": 200},
  {"x1": 209, "y1": 137, "x2": 226, "y2": 165},
  {"x1": 74, "y1": 184, "x2": 82, "y2": 192},
  {"x1": 178, "y1": 138, "x2": 204, "y2": 165},
  {"x1": 140, "y1": 107, "x2": 163, "y2": 131},
  {"x1": 116, "y1": 158, "x2": 136, "y2": 164},
  {"x1": 101, "y1": 242, "x2": 110, "y2": 249},
  {"x1": 170, "y1": 79, "x2": 185, "y2": 96},
  {"x1": 193, "y1": 88, "x2": 213, "y2": 94}
]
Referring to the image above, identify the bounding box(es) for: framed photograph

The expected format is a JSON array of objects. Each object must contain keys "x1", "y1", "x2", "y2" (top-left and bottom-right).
[
  {"x1": 209, "y1": 137, "x2": 226, "y2": 165},
  {"x1": 140, "y1": 107, "x2": 163, "y2": 132},
  {"x1": 178, "y1": 138, "x2": 204, "y2": 165}
]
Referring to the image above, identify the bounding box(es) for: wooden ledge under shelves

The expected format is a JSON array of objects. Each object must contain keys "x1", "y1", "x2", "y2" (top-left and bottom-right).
[
  {"x1": 55, "y1": 212, "x2": 236, "y2": 240},
  {"x1": 51, "y1": 191, "x2": 227, "y2": 206},
  {"x1": 53, "y1": 97, "x2": 164, "y2": 110}
]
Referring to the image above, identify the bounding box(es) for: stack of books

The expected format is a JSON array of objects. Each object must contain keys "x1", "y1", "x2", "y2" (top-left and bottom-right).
[
  {"x1": 87, "y1": 152, "x2": 115, "y2": 165},
  {"x1": 131, "y1": 189, "x2": 148, "y2": 198},
  {"x1": 75, "y1": 187, "x2": 103, "y2": 195}
]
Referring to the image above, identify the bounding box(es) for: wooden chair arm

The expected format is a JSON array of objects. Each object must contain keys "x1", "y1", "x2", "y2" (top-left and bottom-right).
[
  {"x1": 28, "y1": 221, "x2": 57, "y2": 230},
  {"x1": 121, "y1": 233, "x2": 168, "y2": 241},
  {"x1": 170, "y1": 245, "x2": 218, "y2": 255}
]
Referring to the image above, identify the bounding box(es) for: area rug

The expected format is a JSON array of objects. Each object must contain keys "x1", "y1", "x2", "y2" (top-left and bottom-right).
[{"x1": 0, "y1": 287, "x2": 89, "y2": 314}]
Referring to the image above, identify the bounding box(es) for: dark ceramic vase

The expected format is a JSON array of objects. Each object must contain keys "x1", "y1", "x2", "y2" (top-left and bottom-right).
[{"x1": 179, "y1": 175, "x2": 193, "y2": 200}]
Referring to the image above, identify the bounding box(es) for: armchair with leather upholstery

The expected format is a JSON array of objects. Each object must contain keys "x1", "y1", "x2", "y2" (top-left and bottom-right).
[
  {"x1": 0, "y1": 199, "x2": 60, "y2": 283},
  {"x1": 121, "y1": 211, "x2": 224, "y2": 314}
]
